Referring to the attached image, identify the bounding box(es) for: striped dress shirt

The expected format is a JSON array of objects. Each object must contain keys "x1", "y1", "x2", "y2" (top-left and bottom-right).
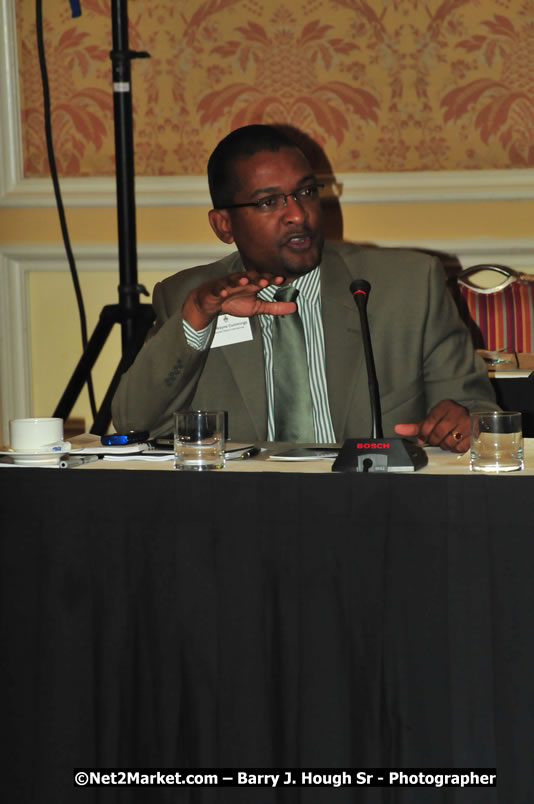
[{"x1": 183, "y1": 266, "x2": 336, "y2": 442}]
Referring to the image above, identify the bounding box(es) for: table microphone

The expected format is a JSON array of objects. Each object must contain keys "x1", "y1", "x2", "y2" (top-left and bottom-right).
[{"x1": 332, "y1": 279, "x2": 427, "y2": 473}]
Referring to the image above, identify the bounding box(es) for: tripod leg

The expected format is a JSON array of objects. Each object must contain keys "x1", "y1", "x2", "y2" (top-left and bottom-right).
[
  {"x1": 90, "y1": 305, "x2": 154, "y2": 434},
  {"x1": 53, "y1": 306, "x2": 118, "y2": 422}
]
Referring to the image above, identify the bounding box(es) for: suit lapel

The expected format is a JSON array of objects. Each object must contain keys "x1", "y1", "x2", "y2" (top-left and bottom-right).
[
  {"x1": 202, "y1": 253, "x2": 266, "y2": 439},
  {"x1": 219, "y1": 313, "x2": 268, "y2": 440},
  {"x1": 321, "y1": 245, "x2": 367, "y2": 439}
]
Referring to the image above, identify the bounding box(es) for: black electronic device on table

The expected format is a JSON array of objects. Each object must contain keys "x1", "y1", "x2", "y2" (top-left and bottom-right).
[
  {"x1": 149, "y1": 435, "x2": 174, "y2": 449},
  {"x1": 101, "y1": 431, "x2": 149, "y2": 446}
]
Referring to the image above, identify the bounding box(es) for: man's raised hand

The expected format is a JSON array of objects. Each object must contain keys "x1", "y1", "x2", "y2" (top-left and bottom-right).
[{"x1": 183, "y1": 271, "x2": 296, "y2": 330}]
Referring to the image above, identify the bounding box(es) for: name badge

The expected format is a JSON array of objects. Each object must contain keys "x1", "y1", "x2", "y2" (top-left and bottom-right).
[{"x1": 211, "y1": 314, "x2": 253, "y2": 348}]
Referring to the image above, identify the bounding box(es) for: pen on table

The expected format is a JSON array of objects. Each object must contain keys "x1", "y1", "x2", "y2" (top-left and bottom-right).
[
  {"x1": 240, "y1": 447, "x2": 260, "y2": 460},
  {"x1": 62, "y1": 454, "x2": 100, "y2": 468}
]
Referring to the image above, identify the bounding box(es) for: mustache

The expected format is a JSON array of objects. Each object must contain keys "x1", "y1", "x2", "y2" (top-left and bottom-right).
[{"x1": 281, "y1": 227, "x2": 314, "y2": 245}]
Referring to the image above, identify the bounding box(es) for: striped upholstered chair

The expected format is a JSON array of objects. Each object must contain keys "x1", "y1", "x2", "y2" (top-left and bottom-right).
[{"x1": 450, "y1": 264, "x2": 534, "y2": 353}]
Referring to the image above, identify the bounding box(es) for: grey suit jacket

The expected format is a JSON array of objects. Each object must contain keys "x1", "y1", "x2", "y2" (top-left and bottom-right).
[{"x1": 111, "y1": 241, "x2": 496, "y2": 440}]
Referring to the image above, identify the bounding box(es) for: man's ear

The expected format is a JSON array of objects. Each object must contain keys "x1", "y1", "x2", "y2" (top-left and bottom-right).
[{"x1": 208, "y1": 208, "x2": 235, "y2": 244}]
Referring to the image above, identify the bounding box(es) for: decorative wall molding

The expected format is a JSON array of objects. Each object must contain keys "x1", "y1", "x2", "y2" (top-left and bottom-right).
[
  {"x1": 2, "y1": 0, "x2": 534, "y2": 208},
  {"x1": 0, "y1": 247, "x2": 34, "y2": 438},
  {"x1": 2, "y1": 238, "x2": 534, "y2": 436},
  {"x1": 0, "y1": 0, "x2": 22, "y2": 202},
  {"x1": 5, "y1": 170, "x2": 534, "y2": 208}
]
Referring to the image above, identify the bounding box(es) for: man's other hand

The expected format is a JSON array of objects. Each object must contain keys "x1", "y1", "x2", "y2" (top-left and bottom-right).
[{"x1": 394, "y1": 399, "x2": 470, "y2": 453}]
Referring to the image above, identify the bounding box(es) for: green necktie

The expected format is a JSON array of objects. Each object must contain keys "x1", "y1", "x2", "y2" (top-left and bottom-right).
[{"x1": 272, "y1": 286, "x2": 315, "y2": 442}]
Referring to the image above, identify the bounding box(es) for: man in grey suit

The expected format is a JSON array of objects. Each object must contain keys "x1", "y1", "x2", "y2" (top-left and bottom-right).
[{"x1": 112, "y1": 125, "x2": 496, "y2": 451}]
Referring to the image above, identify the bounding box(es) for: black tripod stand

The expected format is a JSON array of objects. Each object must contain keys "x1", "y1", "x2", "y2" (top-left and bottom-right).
[{"x1": 54, "y1": 0, "x2": 154, "y2": 435}]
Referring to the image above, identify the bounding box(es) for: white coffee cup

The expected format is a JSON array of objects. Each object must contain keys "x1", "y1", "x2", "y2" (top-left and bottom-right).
[{"x1": 9, "y1": 417, "x2": 64, "y2": 452}]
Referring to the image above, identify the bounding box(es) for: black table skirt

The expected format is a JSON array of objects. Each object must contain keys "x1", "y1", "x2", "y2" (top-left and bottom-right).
[{"x1": 1, "y1": 468, "x2": 533, "y2": 802}]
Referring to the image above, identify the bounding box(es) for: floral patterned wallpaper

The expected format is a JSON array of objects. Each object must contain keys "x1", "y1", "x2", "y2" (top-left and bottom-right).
[{"x1": 16, "y1": 0, "x2": 534, "y2": 177}]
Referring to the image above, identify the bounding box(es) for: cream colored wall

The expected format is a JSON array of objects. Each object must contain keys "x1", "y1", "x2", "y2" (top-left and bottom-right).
[
  {"x1": 4, "y1": 200, "x2": 534, "y2": 244},
  {"x1": 4, "y1": 196, "x2": 534, "y2": 245}
]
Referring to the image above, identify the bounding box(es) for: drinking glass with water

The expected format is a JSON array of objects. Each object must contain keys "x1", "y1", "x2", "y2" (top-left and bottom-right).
[
  {"x1": 174, "y1": 410, "x2": 226, "y2": 471},
  {"x1": 470, "y1": 411, "x2": 523, "y2": 473}
]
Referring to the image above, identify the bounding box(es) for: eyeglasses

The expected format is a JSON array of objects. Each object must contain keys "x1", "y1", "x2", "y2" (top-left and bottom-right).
[{"x1": 220, "y1": 183, "x2": 324, "y2": 213}]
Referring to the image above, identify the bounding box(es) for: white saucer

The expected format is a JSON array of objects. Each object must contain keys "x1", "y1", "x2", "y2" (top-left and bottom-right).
[{"x1": 0, "y1": 442, "x2": 72, "y2": 466}]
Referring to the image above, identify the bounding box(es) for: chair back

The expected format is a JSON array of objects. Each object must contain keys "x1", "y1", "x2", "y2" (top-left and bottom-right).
[{"x1": 450, "y1": 264, "x2": 534, "y2": 352}]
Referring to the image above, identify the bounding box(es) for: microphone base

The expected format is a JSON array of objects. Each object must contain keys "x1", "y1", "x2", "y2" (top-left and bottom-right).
[{"x1": 332, "y1": 438, "x2": 428, "y2": 473}]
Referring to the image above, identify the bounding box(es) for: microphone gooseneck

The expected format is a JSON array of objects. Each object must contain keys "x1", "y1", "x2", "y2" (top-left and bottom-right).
[
  {"x1": 349, "y1": 280, "x2": 383, "y2": 439},
  {"x1": 331, "y1": 278, "x2": 428, "y2": 472}
]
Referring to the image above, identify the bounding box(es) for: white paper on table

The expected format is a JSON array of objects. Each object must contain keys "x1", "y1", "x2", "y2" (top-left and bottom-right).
[{"x1": 268, "y1": 448, "x2": 339, "y2": 461}]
